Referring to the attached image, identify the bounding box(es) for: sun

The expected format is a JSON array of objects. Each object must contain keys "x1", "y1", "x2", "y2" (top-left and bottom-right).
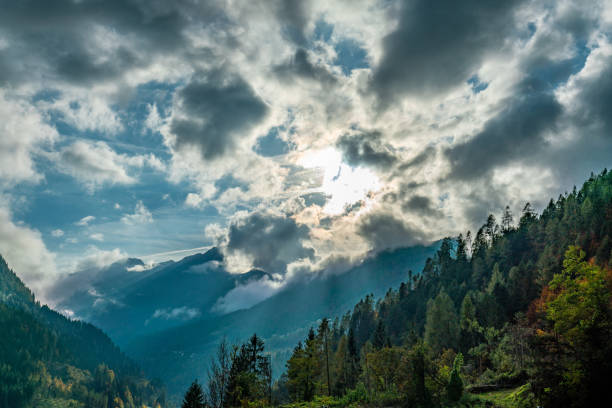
[{"x1": 300, "y1": 147, "x2": 381, "y2": 215}]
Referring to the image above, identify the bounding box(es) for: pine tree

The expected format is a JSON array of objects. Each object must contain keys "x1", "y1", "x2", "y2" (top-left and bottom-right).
[
  {"x1": 501, "y1": 205, "x2": 514, "y2": 232},
  {"x1": 182, "y1": 381, "x2": 205, "y2": 408},
  {"x1": 318, "y1": 318, "x2": 332, "y2": 396}
]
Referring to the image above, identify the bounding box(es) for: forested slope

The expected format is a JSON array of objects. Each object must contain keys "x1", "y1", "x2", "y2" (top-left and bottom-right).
[
  {"x1": 274, "y1": 169, "x2": 612, "y2": 408},
  {"x1": 0, "y1": 256, "x2": 167, "y2": 408}
]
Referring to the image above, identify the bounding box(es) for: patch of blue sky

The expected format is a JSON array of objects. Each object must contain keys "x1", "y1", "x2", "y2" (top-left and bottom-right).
[
  {"x1": 313, "y1": 18, "x2": 369, "y2": 76},
  {"x1": 13, "y1": 160, "x2": 200, "y2": 255},
  {"x1": 88, "y1": 204, "x2": 221, "y2": 257},
  {"x1": 334, "y1": 38, "x2": 369, "y2": 76},
  {"x1": 467, "y1": 75, "x2": 488, "y2": 94},
  {"x1": 31, "y1": 88, "x2": 61, "y2": 103},
  {"x1": 529, "y1": 41, "x2": 590, "y2": 90},
  {"x1": 314, "y1": 19, "x2": 334, "y2": 42},
  {"x1": 254, "y1": 126, "x2": 295, "y2": 157}
]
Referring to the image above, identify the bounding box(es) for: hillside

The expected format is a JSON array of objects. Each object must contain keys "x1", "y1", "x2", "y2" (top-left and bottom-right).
[
  {"x1": 0, "y1": 256, "x2": 167, "y2": 408},
  {"x1": 268, "y1": 169, "x2": 612, "y2": 408}
]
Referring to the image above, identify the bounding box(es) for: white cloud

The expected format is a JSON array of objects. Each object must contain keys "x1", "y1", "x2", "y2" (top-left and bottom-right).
[
  {"x1": 0, "y1": 205, "x2": 57, "y2": 302},
  {"x1": 213, "y1": 276, "x2": 283, "y2": 314},
  {"x1": 89, "y1": 233, "x2": 104, "y2": 242},
  {"x1": 51, "y1": 229, "x2": 64, "y2": 237},
  {"x1": 185, "y1": 192, "x2": 203, "y2": 208},
  {"x1": 144, "y1": 103, "x2": 163, "y2": 134},
  {"x1": 39, "y1": 93, "x2": 123, "y2": 135},
  {"x1": 0, "y1": 91, "x2": 58, "y2": 186},
  {"x1": 150, "y1": 306, "x2": 201, "y2": 321},
  {"x1": 52, "y1": 140, "x2": 165, "y2": 192},
  {"x1": 76, "y1": 215, "x2": 96, "y2": 226},
  {"x1": 73, "y1": 247, "x2": 127, "y2": 271},
  {"x1": 121, "y1": 200, "x2": 153, "y2": 225}
]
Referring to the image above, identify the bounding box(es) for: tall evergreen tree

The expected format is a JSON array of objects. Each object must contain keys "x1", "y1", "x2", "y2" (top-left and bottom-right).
[{"x1": 182, "y1": 381, "x2": 205, "y2": 408}]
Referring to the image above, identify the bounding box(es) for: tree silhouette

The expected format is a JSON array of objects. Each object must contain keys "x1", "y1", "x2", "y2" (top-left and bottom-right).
[{"x1": 182, "y1": 380, "x2": 205, "y2": 408}]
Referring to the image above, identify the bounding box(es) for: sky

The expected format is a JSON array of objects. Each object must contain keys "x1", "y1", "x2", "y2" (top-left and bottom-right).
[{"x1": 0, "y1": 0, "x2": 611, "y2": 303}]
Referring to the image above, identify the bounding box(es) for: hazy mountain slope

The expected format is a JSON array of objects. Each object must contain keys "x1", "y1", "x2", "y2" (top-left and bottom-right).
[
  {"x1": 125, "y1": 243, "x2": 439, "y2": 397},
  {"x1": 52, "y1": 248, "x2": 243, "y2": 344}
]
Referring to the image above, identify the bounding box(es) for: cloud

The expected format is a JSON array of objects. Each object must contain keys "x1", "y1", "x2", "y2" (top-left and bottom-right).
[
  {"x1": 76, "y1": 216, "x2": 96, "y2": 226},
  {"x1": 0, "y1": 0, "x2": 213, "y2": 87},
  {"x1": 89, "y1": 233, "x2": 104, "y2": 242},
  {"x1": 402, "y1": 195, "x2": 442, "y2": 217},
  {"x1": 169, "y1": 71, "x2": 268, "y2": 161},
  {"x1": 0, "y1": 205, "x2": 57, "y2": 301},
  {"x1": 357, "y1": 212, "x2": 429, "y2": 252},
  {"x1": 51, "y1": 229, "x2": 64, "y2": 237},
  {"x1": 274, "y1": 48, "x2": 338, "y2": 85},
  {"x1": 150, "y1": 306, "x2": 200, "y2": 321},
  {"x1": 185, "y1": 193, "x2": 204, "y2": 208},
  {"x1": 336, "y1": 130, "x2": 398, "y2": 170},
  {"x1": 54, "y1": 141, "x2": 163, "y2": 191},
  {"x1": 0, "y1": 91, "x2": 58, "y2": 186},
  {"x1": 445, "y1": 81, "x2": 562, "y2": 180},
  {"x1": 73, "y1": 247, "x2": 127, "y2": 271},
  {"x1": 215, "y1": 209, "x2": 314, "y2": 274},
  {"x1": 213, "y1": 275, "x2": 283, "y2": 314},
  {"x1": 274, "y1": 0, "x2": 311, "y2": 46},
  {"x1": 370, "y1": 0, "x2": 525, "y2": 103},
  {"x1": 121, "y1": 200, "x2": 153, "y2": 225}
]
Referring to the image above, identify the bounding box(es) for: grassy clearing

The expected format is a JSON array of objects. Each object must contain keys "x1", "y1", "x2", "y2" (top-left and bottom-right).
[{"x1": 471, "y1": 384, "x2": 535, "y2": 408}]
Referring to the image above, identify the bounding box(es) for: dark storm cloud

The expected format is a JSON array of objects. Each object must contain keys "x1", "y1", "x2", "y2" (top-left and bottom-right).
[
  {"x1": 573, "y1": 61, "x2": 612, "y2": 136},
  {"x1": 397, "y1": 146, "x2": 436, "y2": 172},
  {"x1": 402, "y1": 195, "x2": 441, "y2": 217},
  {"x1": 357, "y1": 212, "x2": 427, "y2": 252},
  {"x1": 370, "y1": 0, "x2": 524, "y2": 103},
  {"x1": 0, "y1": 0, "x2": 226, "y2": 85},
  {"x1": 274, "y1": 0, "x2": 311, "y2": 46},
  {"x1": 223, "y1": 210, "x2": 314, "y2": 273},
  {"x1": 445, "y1": 78, "x2": 562, "y2": 180},
  {"x1": 336, "y1": 130, "x2": 397, "y2": 170},
  {"x1": 537, "y1": 53, "x2": 612, "y2": 184},
  {"x1": 170, "y1": 72, "x2": 268, "y2": 160},
  {"x1": 274, "y1": 49, "x2": 338, "y2": 85}
]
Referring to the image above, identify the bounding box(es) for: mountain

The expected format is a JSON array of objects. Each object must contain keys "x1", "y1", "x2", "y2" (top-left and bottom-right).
[
  {"x1": 0, "y1": 255, "x2": 167, "y2": 408},
  {"x1": 123, "y1": 244, "x2": 439, "y2": 397},
  {"x1": 51, "y1": 247, "x2": 239, "y2": 345}
]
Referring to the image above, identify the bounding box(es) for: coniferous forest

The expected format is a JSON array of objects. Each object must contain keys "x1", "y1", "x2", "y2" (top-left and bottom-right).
[{"x1": 181, "y1": 169, "x2": 612, "y2": 408}]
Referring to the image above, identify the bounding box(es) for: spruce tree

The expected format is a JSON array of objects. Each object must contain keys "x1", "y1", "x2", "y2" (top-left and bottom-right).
[{"x1": 182, "y1": 381, "x2": 205, "y2": 408}]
